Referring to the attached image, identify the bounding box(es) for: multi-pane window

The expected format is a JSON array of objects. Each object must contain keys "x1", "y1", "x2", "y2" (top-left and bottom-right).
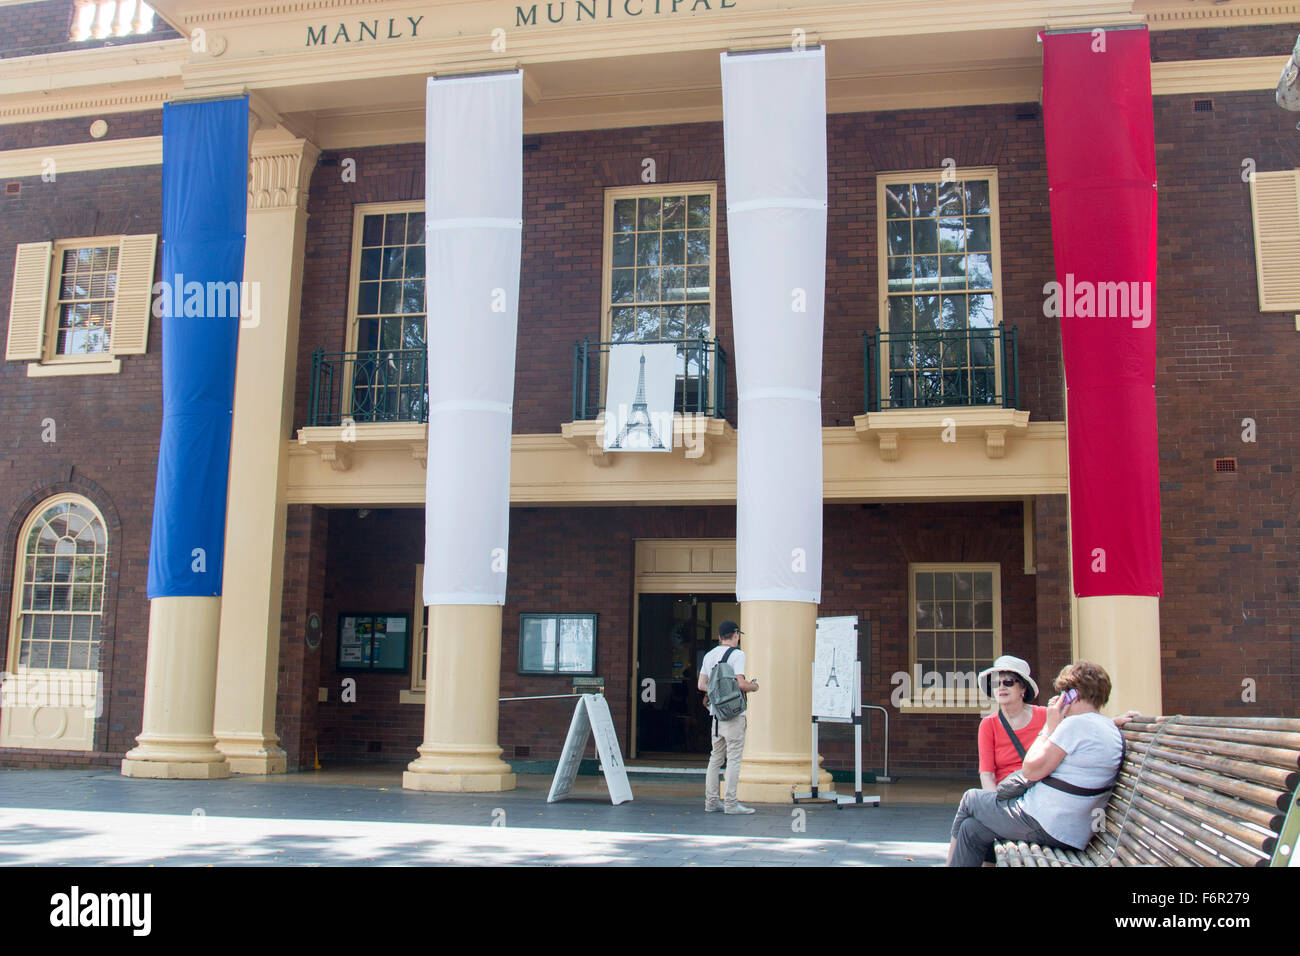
[
  {"x1": 13, "y1": 497, "x2": 107, "y2": 671},
  {"x1": 878, "y1": 169, "x2": 1001, "y2": 408},
  {"x1": 604, "y1": 184, "x2": 716, "y2": 411},
  {"x1": 54, "y1": 245, "x2": 118, "y2": 357},
  {"x1": 910, "y1": 564, "x2": 1000, "y2": 702},
  {"x1": 519, "y1": 613, "x2": 596, "y2": 675},
  {"x1": 349, "y1": 204, "x2": 427, "y2": 423}
]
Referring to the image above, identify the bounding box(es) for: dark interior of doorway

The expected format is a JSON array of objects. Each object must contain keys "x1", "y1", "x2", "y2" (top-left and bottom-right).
[{"x1": 636, "y1": 593, "x2": 739, "y2": 759}]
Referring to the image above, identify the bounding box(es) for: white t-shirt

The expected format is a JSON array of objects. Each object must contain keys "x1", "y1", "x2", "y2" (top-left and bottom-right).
[
  {"x1": 1020, "y1": 711, "x2": 1123, "y2": 849},
  {"x1": 700, "y1": 644, "x2": 746, "y2": 718}
]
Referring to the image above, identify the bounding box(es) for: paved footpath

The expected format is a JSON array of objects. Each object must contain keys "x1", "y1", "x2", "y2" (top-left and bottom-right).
[{"x1": 0, "y1": 768, "x2": 954, "y2": 866}]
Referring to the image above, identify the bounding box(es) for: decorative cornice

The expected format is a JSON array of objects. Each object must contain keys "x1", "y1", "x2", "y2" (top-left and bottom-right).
[
  {"x1": 0, "y1": 136, "x2": 161, "y2": 178},
  {"x1": 0, "y1": 90, "x2": 172, "y2": 124},
  {"x1": 0, "y1": 39, "x2": 185, "y2": 126},
  {"x1": 178, "y1": 0, "x2": 393, "y2": 26},
  {"x1": 1140, "y1": 0, "x2": 1300, "y2": 30},
  {"x1": 0, "y1": 39, "x2": 189, "y2": 95}
]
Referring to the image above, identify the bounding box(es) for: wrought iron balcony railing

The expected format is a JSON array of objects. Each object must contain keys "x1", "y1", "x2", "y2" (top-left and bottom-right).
[
  {"x1": 571, "y1": 335, "x2": 728, "y2": 422},
  {"x1": 308, "y1": 347, "x2": 428, "y2": 427},
  {"x1": 863, "y1": 326, "x2": 1019, "y2": 412}
]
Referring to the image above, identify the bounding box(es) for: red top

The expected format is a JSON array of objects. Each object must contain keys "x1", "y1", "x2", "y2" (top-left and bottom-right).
[{"x1": 978, "y1": 706, "x2": 1047, "y2": 784}]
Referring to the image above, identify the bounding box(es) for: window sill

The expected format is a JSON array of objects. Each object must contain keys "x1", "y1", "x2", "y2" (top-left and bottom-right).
[
  {"x1": 27, "y1": 358, "x2": 121, "y2": 377},
  {"x1": 896, "y1": 700, "x2": 992, "y2": 715},
  {"x1": 399, "y1": 689, "x2": 425, "y2": 705}
]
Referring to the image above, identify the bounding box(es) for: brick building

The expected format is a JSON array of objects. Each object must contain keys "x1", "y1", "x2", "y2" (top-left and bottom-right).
[{"x1": 1, "y1": 0, "x2": 1298, "y2": 791}]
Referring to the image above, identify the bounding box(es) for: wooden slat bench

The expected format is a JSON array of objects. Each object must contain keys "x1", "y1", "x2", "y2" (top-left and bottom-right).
[{"x1": 994, "y1": 715, "x2": 1300, "y2": 867}]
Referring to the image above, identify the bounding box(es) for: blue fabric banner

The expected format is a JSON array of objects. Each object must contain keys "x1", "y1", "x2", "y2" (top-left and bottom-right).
[{"x1": 146, "y1": 96, "x2": 248, "y2": 598}]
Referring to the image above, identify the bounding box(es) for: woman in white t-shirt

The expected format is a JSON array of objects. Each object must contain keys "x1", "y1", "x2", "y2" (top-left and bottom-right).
[{"x1": 947, "y1": 661, "x2": 1128, "y2": 866}]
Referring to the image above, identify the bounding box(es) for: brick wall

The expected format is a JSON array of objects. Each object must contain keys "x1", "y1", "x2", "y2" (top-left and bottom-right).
[
  {"x1": 0, "y1": 0, "x2": 181, "y2": 59},
  {"x1": 293, "y1": 501, "x2": 1037, "y2": 777},
  {"x1": 0, "y1": 164, "x2": 164, "y2": 765},
  {"x1": 297, "y1": 102, "x2": 1063, "y2": 434},
  {"x1": 276, "y1": 505, "x2": 329, "y2": 768},
  {"x1": 1152, "y1": 90, "x2": 1300, "y2": 719},
  {"x1": 0, "y1": 110, "x2": 160, "y2": 153},
  {"x1": 1149, "y1": 22, "x2": 1299, "y2": 61}
]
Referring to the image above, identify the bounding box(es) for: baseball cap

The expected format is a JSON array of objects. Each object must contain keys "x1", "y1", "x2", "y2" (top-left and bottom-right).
[{"x1": 718, "y1": 620, "x2": 743, "y2": 637}]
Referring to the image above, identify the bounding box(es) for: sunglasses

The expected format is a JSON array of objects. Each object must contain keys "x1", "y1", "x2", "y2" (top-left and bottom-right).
[{"x1": 995, "y1": 677, "x2": 1021, "y2": 688}]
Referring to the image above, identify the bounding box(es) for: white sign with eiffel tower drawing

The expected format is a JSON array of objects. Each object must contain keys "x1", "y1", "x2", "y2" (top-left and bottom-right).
[
  {"x1": 603, "y1": 343, "x2": 677, "y2": 452},
  {"x1": 813, "y1": 615, "x2": 858, "y2": 718}
]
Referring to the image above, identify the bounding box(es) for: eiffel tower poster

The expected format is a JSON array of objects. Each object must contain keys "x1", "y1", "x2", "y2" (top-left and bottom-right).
[{"x1": 603, "y1": 342, "x2": 677, "y2": 452}]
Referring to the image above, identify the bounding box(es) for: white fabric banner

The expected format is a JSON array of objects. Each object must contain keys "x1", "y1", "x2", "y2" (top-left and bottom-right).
[
  {"x1": 424, "y1": 72, "x2": 523, "y2": 606},
  {"x1": 720, "y1": 48, "x2": 827, "y2": 604},
  {"x1": 603, "y1": 343, "x2": 676, "y2": 452}
]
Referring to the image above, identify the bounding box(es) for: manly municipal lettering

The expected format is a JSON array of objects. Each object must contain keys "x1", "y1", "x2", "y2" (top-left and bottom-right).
[
  {"x1": 306, "y1": 16, "x2": 423, "y2": 45},
  {"x1": 516, "y1": 0, "x2": 736, "y2": 27}
]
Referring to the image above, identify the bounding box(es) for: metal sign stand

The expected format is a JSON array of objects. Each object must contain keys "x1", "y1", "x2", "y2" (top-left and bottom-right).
[{"x1": 793, "y1": 664, "x2": 880, "y2": 808}]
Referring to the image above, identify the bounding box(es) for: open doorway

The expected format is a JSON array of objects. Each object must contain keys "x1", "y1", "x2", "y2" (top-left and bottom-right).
[{"x1": 635, "y1": 593, "x2": 739, "y2": 760}]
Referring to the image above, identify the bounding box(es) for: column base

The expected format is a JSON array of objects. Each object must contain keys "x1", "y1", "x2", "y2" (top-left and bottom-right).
[
  {"x1": 215, "y1": 732, "x2": 288, "y2": 774},
  {"x1": 121, "y1": 733, "x2": 231, "y2": 779},
  {"x1": 121, "y1": 755, "x2": 230, "y2": 780},
  {"x1": 403, "y1": 742, "x2": 516, "y2": 793},
  {"x1": 737, "y1": 754, "x2": 834, "y2": 804},
  {"x1": 402, "y1": 770, "x2": 517, "y2": 793}
]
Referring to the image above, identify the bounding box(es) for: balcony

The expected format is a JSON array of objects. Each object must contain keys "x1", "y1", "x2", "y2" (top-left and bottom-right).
[
  {"x1": 564, "y1": 335, "x2": 732, "y2": 466},
  {"x1": 863, "y1": 326, "x2": 1019, "y2": 412},
  {"x1": 857, "y1": 327, "x2": 1028, "y2": 461},
  {"x1": 300, "y1": 347, "x2": 428, "y2": 472},
  {"x1": 307, "y1": 347, "x2": 428, "y2": 427},
  {"x1": 570, "y1": 335, "x2": 728, "y2": 422}
]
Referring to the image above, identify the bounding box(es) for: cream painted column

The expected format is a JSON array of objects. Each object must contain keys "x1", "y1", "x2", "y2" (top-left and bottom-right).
[
  {"x1": 122, "y1": 103, "x2": 275, "y2": 780},
  {"x1": 1062, "y1": 386, "x2": 1161, "y2": 718},
  {"x1": 1077, "y1": 596, "x2": 1162, "y2": 717},
  {"x1": 403, "y1": 604, "x2": 516, "y2": 792},
  {"x1": 122, "y1": 598, "x2": 230, "y2": 777},
  {"x1": 735, "y1": 600, "x2": 832, "y2": 803},
  {"x1": 213, "y1": 131, "x2": 319, "y2": 774}
]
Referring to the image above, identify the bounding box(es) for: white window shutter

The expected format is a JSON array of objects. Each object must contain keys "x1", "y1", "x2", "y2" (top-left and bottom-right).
[
  {"x1": 110, "y1": 234, "x2": 157, "y2": 355},
  {"x1": 5, "y1": 242, "x2": 53, "y2": 361},
  {"x1": 1249, "y1": 169, "x2": 1300, "y2": 312}
]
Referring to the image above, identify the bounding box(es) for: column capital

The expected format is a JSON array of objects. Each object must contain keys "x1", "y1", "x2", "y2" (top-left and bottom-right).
[{"x1": 249, "y1": 135, "x2": 321, "y2": 212}]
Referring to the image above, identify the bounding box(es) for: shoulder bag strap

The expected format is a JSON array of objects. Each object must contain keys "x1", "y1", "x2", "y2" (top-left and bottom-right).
[
  {"x1": 1041, "y1": 722, "x2": 1128, "y2": 797},
  {"x1": 998, "y1": 709, "x2": 1028, "y2": 760}
]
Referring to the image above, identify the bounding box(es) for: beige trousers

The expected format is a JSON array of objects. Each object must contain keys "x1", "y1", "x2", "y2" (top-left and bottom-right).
[{"x1": 705, "y1": 714, "x2": 747, "y2": 808}]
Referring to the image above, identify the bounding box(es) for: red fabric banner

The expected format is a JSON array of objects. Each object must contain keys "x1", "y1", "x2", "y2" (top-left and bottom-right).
[{"x1": 1042, "y1": 27, "x2": 1162, "y2": 597}]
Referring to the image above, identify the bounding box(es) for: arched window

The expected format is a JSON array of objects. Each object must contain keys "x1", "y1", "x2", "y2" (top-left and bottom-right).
[{"x1": 9, "y1": 495, "x2": 108, "y2": 672}]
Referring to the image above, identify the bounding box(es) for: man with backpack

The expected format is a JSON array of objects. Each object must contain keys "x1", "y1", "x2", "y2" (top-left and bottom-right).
[{"x1": 698, "y1": 620, "x2": 760, "y2": 814}]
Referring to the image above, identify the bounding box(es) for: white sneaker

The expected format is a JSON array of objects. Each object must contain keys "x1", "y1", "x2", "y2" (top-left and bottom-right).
[
  {"x1": 704, "y1": 802, "x2": 723, "y2": 812},
  {"x1": 724, "y1": 803, "x2": 756, "y2": 814}
]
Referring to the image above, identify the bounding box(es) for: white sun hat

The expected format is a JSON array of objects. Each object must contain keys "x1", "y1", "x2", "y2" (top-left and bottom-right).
[{"x1": 977, "y1": 655, "x2": 1039, "y2": 702}]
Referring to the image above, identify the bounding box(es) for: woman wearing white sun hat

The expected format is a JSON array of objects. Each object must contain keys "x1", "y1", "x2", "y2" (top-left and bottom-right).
[
  {"x1": 947, "y1": 659, "x2": 1142, "y2": 866},
  {"x1": 975, "y1": 655, "x2": 1045, "y2": 791}
]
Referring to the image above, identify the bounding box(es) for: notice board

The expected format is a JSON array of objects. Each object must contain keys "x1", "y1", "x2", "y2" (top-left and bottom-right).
[{"x1": 337, "y1": 613, "x2": 410, "y2": 673}]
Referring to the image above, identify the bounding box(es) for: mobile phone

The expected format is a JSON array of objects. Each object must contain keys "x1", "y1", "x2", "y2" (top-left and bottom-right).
[{"x1": 1061, "y1": 689, "x2": 1079, "y2": 707}]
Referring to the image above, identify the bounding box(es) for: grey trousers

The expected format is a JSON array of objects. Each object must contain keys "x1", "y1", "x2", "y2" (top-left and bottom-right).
[{"x1": 949, "y1": 788, "x2": 1066, "y2": 867}]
